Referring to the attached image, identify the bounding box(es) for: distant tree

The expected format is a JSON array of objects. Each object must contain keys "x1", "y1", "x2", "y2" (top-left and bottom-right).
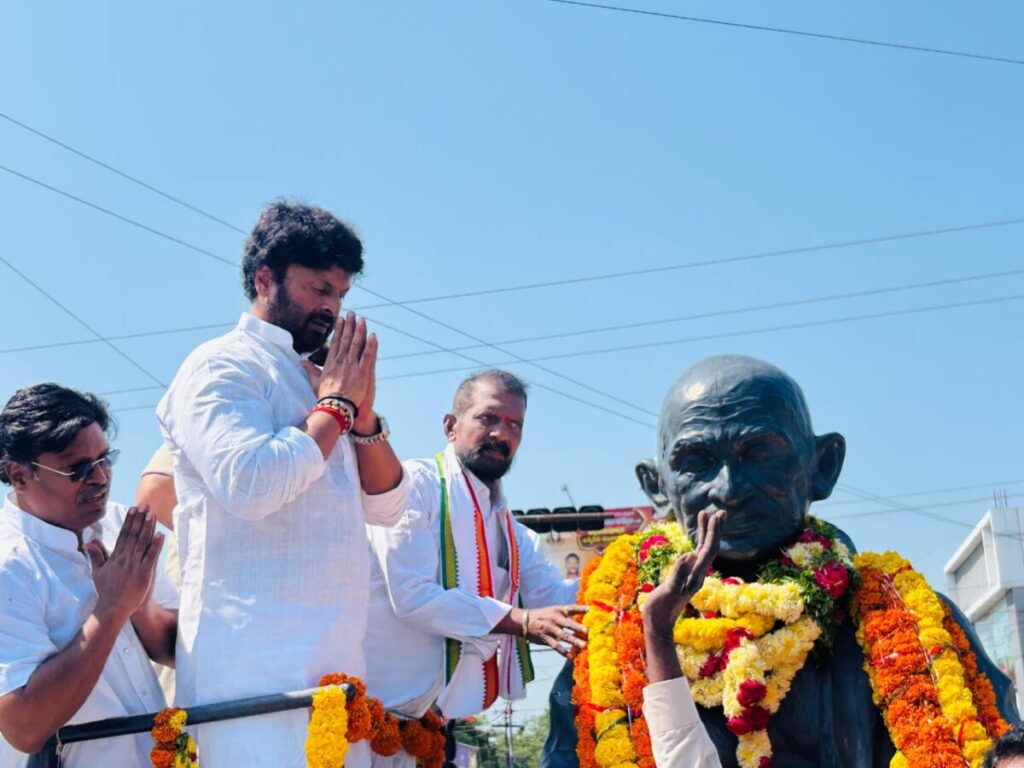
[{"x1": 511, "y1": 712, "x2": 550, "y2": 768}]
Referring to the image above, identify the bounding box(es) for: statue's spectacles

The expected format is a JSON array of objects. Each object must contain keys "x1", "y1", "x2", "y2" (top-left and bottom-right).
[{"x1": 31, "y1": 449, "x2": 120, "y2": 483}]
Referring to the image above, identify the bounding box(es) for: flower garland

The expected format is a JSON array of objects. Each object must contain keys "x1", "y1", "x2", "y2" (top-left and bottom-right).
[
  {"x1": 305, "y1": 673, "x2": 446, "y2": 768},
  {"x1": 150, "y1": 708, "x2": 198, "y2": 768},
  {"x1": 853, "y1": 552, "x2": 1011, "y2": 768},
  {"x1": 306, "y1": 683, "x2": 351, "y2": 768},
  {"x1": 150, "y1": 674, "x2": 444, "y2": 768},
  {"x1": 575, "y1": 517, "x2": 857, "y2": 768},
  {"x1": 399, "y1": 709, "x2": 447, "y2": 768}
]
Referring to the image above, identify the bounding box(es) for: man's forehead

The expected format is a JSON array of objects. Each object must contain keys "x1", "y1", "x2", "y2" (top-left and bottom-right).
[
  {"x1": 291, "y1": 264, "x2": 351, "y2": 290},
  {"x1": 49, "y1": 423, "x2": 109, "y2": 460}
]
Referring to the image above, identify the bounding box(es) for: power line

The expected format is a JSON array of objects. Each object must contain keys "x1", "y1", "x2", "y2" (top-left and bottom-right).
[
  {"x1": 0, "y1": 321, "x2": 235, "y2": 356},
  {"x1": 353, "y1": 215, "x2": 1024, "y2": 309},
  {"x1": 362, "y1": 310, "x2": 656, "y2": 427},
  {"x1": 828, "y1": 493, "x2": 1024, "y2": 521},
  {"x1": 0, "y1": 159, "x2": 655, "y2": 430},
  {"x1": 380, "y1": 267, "x2": 1024, "y2": 360},
  {"x1": 6, "y1": 263, "x2": 1023, "y2": 359},
  {"x1": 100, "y1": 289, "x2": 1024, "y2": 403},
  {"x1": 542, "y1": 0, "x2": 1024, "y2": 66},
  {"x1": 375, "y1": 292, "x2": 1024, "y2": 381},
  {"x1": 820, "y1": 478, "x2": 1024, "y2": 508},
  {"x1": 0, "y1": 164, "x2": 236, "y2": 267},
  {"x1": 0, "y1": 254, "x2": 167, "y2": 389},
  {"x1": 0, "y1": 112, "x2": 248, "y2": 235},
  {"x1": 0, "y1": 160, "x2": 661, "y2": 426},
  {"x1": 835, "y1": 484, "x2": 1024, "y2": 542},
  {"x1": 5, "y1": 112, "x2": 1024, "y2": 312},
  {"x1": 359, "y1": 285, "x2": 658, "y2": 420}
]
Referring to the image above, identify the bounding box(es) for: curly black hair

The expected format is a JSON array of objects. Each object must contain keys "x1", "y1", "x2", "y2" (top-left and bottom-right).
[
  {"x1": 984, "y1": 725, "x2": 1024, "y2": 768},
  {"x1": 241, "y1": 201, "x2": 364, "y2": 300},
  {"x1": 0, "y1": 383, "x2": 112, "y2": 484}
]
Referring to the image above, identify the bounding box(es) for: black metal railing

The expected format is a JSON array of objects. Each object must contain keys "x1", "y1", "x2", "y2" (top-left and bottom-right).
[{"x1": 28, "y1": 684, "x2": 354, "y2": 767}]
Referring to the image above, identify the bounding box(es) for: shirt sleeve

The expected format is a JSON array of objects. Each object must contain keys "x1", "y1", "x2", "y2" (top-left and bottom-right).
[
  {"x1": 516, "y1": 522, "x2": 580, "y2": 608},
  {"x1": 0, "y1": 557, "x2": 58, "y2": 697},
  {"x1": 160, "y1": 355, "x2": 327, "y2": 521},
  {"x1": 360, "y1": 466, "x2": 409, "y2": 527},
  {"x1": 366, "y1": 464, "x2": 512, "y2": 641},
  {"x1": 141, "y1": 444, "x2": 174, "y2": 477},
  {"x1": 643, "y1": 678, "x2": 723, "y2": 768}
]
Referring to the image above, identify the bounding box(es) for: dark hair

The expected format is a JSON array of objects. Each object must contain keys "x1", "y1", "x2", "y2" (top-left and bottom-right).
[
  {"x1": 985, "y1": 725, "x2": 1024, "y2": 768},
  {"x1": 241, "y1": 201, "x2": 364, "y2": 301},
  {"x1": 565, "y1": 553, "x2": 580, "y2": 562},
  {"x1": 452, "y1": 370, "x2": 529, "y2": 417},
  {"x1": 0, "y1": 384, "x2": 112, "y2": 484}
]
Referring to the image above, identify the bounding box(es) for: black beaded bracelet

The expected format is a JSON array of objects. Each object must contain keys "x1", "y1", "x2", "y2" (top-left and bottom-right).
[{"x1": 318, "y1": 395, "x2": 360, "y2": 419}]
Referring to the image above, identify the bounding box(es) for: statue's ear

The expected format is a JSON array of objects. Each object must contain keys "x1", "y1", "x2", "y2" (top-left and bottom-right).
[
  {"x1": 811, "y1": 432, "x2": 846, "y2": 502},
  {"x1": 635, "y1": 458, "x2": 672, "y2": 518}
]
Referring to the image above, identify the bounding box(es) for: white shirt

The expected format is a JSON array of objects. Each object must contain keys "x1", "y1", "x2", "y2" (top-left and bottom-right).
[
  {"x1": 643, "y1": 678, "x2": 723, "y2": 768},
  {"x1": 365, "y1": 453, "x2": 578, "y2": 716},
  {"x1": 157, "y1": 312, "x2": 406, "y2": 768},
  {"x1": 0, "y1": 496, "x2": 177, "y2": 768}
]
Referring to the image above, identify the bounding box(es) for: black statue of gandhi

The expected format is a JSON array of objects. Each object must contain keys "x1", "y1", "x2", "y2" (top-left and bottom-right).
[{"x1": 541, "y1": 354, "x2": 1018, "y2": 768}]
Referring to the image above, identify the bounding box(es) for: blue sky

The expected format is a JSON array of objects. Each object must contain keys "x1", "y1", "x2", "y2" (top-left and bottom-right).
[{"x1": 3, "y1": 0, "x2": 1023, "y2": 722}]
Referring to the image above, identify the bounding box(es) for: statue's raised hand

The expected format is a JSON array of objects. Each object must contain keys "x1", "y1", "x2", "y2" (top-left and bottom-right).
[{"x1": 642, "y1": 509, "x2": 725, "y2": 632}]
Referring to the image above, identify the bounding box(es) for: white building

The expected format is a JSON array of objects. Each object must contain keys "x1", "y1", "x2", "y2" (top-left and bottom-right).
[{"x1": 944, "y1": 506, "x2": 1024, "y2": 711}]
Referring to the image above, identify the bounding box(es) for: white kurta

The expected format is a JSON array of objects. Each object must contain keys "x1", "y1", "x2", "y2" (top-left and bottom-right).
[
  {"x1": 0, "y1": 497, "x2": 177, "y2": 768},
  {"x1": 365, "y1": 446, "x2": 577, "y2": 767},
  {"x1": 644, "y1": 678, "x2": 723, "y2": 768},
  {"x1": 158, "y1": 312, "x2": 406, "y2": 767}
]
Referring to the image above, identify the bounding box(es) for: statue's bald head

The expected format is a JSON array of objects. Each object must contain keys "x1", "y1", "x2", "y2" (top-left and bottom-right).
[
  {"x1": 637, "y1": 355, "x2": 845, "y2": 564},
  {"x1": 658, "y1": 355, "x2": 814, "y2": 455}
]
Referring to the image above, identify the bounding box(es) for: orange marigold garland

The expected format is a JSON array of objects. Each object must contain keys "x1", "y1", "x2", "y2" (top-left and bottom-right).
[
  {"x1": 303, "y1": 673, "x2": 446, "y2": 765},
  {"x1": 320, "y1": 673, "x2": 374, "y2": 742},
  {"x1": 401, "y1": 710, "x2": 446, "y2": 768},
  {"x1": 853, "y1": 552, "x2": 1010, "y2": 768},
  {"x1": 367, "y1": 698, "x2": 402, "y2": 757},
  {"x1": 150, "y1": 707, "x2": 197, "y2": 768}
]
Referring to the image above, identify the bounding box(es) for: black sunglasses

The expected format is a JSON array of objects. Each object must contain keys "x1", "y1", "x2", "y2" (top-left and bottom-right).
[{"x1": 31, "y1": 449, "x2": 120, "y2": 483}]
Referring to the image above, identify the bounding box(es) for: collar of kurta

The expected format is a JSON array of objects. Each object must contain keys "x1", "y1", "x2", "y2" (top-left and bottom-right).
[
  {"x1": 237, "y1": 311, "x2": 302, "y2": 363},
  {"x1": 2, "y1": 492, "x2": 103, "y2": 554}
]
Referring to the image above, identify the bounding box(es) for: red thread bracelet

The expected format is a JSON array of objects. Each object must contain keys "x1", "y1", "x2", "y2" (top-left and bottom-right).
[{"x1": 312, "y1": 405, "x2": 351, "y2": 434}]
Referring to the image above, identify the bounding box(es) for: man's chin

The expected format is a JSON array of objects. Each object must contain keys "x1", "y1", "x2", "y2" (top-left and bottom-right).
[
  {"x1": 76, "y1": 496, "x2": 108, "y2": 521},
  {"x1": 462, "y1": 457, "x2": 512, "y2": 484}
]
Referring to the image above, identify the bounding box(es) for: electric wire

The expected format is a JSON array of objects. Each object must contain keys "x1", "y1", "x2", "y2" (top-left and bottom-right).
[{"x1": 542, "y1": 0, "x2": 1024, "y2": 66}]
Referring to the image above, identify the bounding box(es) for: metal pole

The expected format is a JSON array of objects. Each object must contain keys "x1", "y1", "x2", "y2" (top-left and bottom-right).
[{"x1": 28, "y1": 684, "x2": 354, "y2": 766}]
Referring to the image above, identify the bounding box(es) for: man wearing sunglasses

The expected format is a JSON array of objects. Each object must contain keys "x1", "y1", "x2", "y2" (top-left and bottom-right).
[{"x1": 0, "y1": 383, "x2": 178, "y2": 766}]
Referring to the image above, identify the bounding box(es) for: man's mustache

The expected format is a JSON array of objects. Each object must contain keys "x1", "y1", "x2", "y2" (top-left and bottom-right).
[{"x1": 478, "y1": 440, "x2": 511, "y2": 459}]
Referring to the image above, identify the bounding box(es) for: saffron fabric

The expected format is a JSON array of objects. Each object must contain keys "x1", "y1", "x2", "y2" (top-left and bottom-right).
[{"x1": 157, "y1": 312, "x2": 407, "y2": 768}]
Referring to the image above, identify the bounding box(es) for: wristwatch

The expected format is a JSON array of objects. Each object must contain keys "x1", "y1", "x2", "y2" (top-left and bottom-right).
[{"x1": 352, "y1": 415, "x2": 390, "y2": 445}]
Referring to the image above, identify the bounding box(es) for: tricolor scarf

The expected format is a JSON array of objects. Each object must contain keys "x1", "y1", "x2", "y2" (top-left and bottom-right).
[{"x1": 434, "y1": 447, "x2": 534, "y2": 718}]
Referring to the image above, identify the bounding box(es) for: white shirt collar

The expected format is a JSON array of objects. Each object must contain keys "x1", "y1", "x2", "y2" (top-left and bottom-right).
[
  {"x1": 2, "y1": 492, "x2": 90, "y2": 554},
  {"x1": 237, "y1": 312, "x2": 301, "y2": 363}
]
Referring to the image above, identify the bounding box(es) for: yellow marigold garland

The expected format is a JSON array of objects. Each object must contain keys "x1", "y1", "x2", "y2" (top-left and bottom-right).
[
  {"x1": 577, "y1": 525, "x2": 1011, "y2": 768},
  {"x1": 306, "y1": 684, "x2": 350, "y2": 768},
  {"x1": 576, "y1": 518, "x2": 856, "y2": 768}
]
